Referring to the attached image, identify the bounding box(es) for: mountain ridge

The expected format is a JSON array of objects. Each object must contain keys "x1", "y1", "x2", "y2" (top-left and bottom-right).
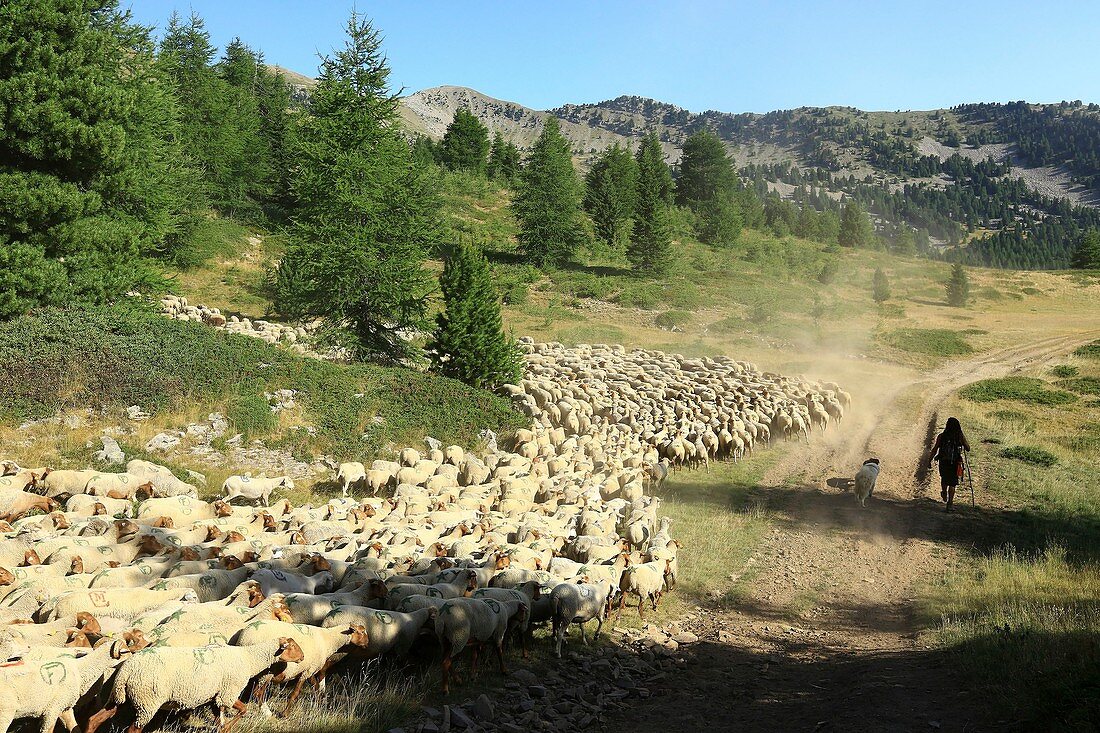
[{"x1": 270, "y1": 69, "x2": 1100, "y2": 268}]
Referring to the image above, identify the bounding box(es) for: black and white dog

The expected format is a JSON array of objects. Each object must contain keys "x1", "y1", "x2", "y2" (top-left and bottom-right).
[{"x1": 853, "y1": 458, "x2": 880, "y2": 507}]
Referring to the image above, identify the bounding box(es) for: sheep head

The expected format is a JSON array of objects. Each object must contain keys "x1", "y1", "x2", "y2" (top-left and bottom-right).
[
  {"x1": 22, "y1": 549, "x2": 41, "y2": 566},
  {"x1": 276, "y1": 637, "x2": 305, "y2": 663},
  {"x1": 222, "y1": 555, "x2": 244, "y2": 570},
  {"x1": 212, "y1": 500, "x2": 232, "y2": 517},
  {"x1": 123, "y1": 629, "x2": 149, "y2": 652},
  {"x1": 343, "y1": 624, "x2": 369, "y2": 649},
  {"x1": 69, "y1": 556, "x2": 85, "y2": 575},
  {"x1": 0, "y1": 567, "x2": 14, "y2": 586}
]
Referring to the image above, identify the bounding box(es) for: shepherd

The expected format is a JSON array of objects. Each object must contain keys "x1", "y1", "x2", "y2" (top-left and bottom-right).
[{"x1": 927, "y1": 417, "x2": 970, "y2": 512}]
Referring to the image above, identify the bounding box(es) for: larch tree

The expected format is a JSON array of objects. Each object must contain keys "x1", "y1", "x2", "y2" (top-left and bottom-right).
[
  {"x1": 1071, "y1": 229, "x2": 1100, "y2": 269},
  {"x1": 440, "y1": 108, "x2": 490, "y2": 174},
  {"x1": 839, "y1": 200, "x2": 874, "y2": 248},
  {"x1": 274, "y1": 11, "x2": 441, "y2": 361},
  {"x1": 628, "y1": 133, "x2": 674, "y2": 273},
  {"x1": 511, "y1": 117, "x2": 586, "y2": 266},
  {"x1": 583, "y1": 144, "x2": 638, "y2": 249},
  {"x1": 487, "y1": 131, "x2": 522, "y2": 182},
  {"x1": 676, "y1": 130, "x2": 742, "y2": 245},
  {"x1": 872, "y1": 268, "x2": 891, "y2": 303},
  {"x1": 0, "y1": 0, "x2": 189, "y2": 319},
  {"x1": 429, "y1": 241, "x2": 522, "y2": 389},
  {"x1": 945, "y1": 262, "x2": 970, "y2": 307}
]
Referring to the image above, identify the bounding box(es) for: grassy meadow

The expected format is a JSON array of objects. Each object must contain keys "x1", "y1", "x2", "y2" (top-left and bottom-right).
[{"x1": 920, "y1": 343, "x2": 1100, "y2": 728}]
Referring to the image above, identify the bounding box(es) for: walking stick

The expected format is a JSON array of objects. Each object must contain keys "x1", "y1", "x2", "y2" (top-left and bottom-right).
[{"x1": 963, "y1": 452, "x2": 975, "y2": 506}]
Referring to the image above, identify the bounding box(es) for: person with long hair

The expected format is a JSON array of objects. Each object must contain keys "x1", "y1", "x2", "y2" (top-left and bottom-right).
[{"x1": 927, "y1": 417, "x2": 970, "y2": 511}]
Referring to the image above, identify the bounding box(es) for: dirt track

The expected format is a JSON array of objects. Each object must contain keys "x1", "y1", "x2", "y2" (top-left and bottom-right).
[{"x1": 600, "y1": 331, "x2": 1100, "y2": 733}]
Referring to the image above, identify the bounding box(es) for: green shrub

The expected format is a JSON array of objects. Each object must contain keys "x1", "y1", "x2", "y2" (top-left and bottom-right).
[
  {"x1": 879, "y1": 328, "x2": 974, "y2": 356},
  {"x1": 226, "y1": 390, "x2": 278, "y2": 438},
  {"x1": 990, "y1": 409, "x2": 1031, "y2": 424},
  {"x1": 655, "y1": 310, "x2": 691, "y2": 329},
  {"x1": 615, "y1": 282, "x2": 661, "y2": 310},
  {"x1": 1021, "y1": 286, "x2": 1042, "y2": 295},
  {"x1": 1051, "y1": 365, "x2": 1079, "y2": 378},
  {"x1": 1000, "y1": 445, "x2": 1059, "y2": 467},
  {"x1": 960, "y1": 377, "x2": 1077, "y2": 406},
  {"x1": 1057, "y1": 377, "x2": 1100, "y2": 396},
  {"x1": 1073, "y1": 341, "x2": 1100, "y2": 359},
  {"x1": 0, "y1": 306, "x2": 525, "y2": 461}
]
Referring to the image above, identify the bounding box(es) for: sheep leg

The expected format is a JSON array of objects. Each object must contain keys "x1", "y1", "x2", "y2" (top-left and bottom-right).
[
  {"x1": 494, "y1": 640, "x2": 508, "y2": 675},
  {"x1": 85, "y1": 704, "x2": 119, "y2": 733},
  {"x1": 441, "y1": 652, "x2": 453, "y2": 695},
  {"x1": 579, "y1": 619, "x2": 589, "y2": 646},
  {"x1": 219, "y1": 701, "x2": 248, "y2": 733},
  {"x1": 58, "y1": 709, "x2": 79, "y2": 733},
  {"x1": 470, "y1": 644, "x2": 480, "y2": 678},
  {"x1": 594, "y1": 612, "x2": 604, "y2": 641},
  {"x1": 614, "y1": 591, "x2": 626, "y2": 622},
  {"x1": 279, "y1": 677, "x2": 308, "y2": 717},
  {"x1": 637, "y1": 594, "x2": 646, "y2": 620}
]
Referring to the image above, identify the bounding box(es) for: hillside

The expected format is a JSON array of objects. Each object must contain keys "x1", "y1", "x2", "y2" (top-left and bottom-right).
[{"x1": 395, "y1": 84, "x2": 1100, "y2": 269}]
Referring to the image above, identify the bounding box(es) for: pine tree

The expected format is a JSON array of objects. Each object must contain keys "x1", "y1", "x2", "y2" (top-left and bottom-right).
[
  {"x1": 872, "y1": 268, "x2": 891, "y2": 303},
  {"x1": 628, "y1": 133, "x2": 674, "y2": 273},
  {"x1": 584, "y1": 144, "x2": 637, "y2": 248},
  {"x1": 274, "y1": 12, "x2": 440, "y2": 360},
  {"x1": 0, "y1": 0, "x2": 189, "y2": 319},
  {"x1": 946, "y1": 262, "x2": 970, "y2": 307},
  {"x1": 411, "y1": 135, "x2": 440, "y2": 168},
  {"x1": 1071, "y1": 229, "x2": 1100, "y2": 269},
  {"x1": 440, "y1": 108, "x2": 490, "y2": 174},
  {"x1": 676, "y1": 130, "x2": 743, "y2": 245},
  {"x1": 839, "y1": 200, "x2": 873, "y2": 247},
  {"x1": 429, "y1": 242, "x2": 522, "y2": 389},
  {"x1": 512, "y1": 118, "x2": 586, "y2": 266},
  {"x1": 487, "y1": 131, "x2": 521, "y2": 182}
]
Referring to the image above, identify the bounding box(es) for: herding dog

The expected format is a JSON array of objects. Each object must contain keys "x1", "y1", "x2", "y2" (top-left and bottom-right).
[{"x1": 853, "y1": 458, "x2": 880, "y2": 507}]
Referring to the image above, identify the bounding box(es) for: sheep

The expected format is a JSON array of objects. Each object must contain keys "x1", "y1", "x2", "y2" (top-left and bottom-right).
[
  {"x1": 84, "y1": 637, "x2": 305, "y2": 733},
  {"x1": 0, "y1": 639, "x2": 131, "y2": 733},
  {"x1": 615, "y1": 558, "x2": 673, "y2": 620},
  {"x1": 281, "y1": 578, "x2": 389, "y2": 625},
  {"x1": 336, "y1": 462, "x2": 366, "y2": 496},
  {"x1": 321, "y1": 605, "x2": 437, "y2": 659},
  {"x1": 231, "y1": 621, "x2": 370, "y2": 716},
  {"x1": 251, "y1": 568, "x2": 334, "y2": 597},
  {"x1": 38, "y1": 470, "x2": 100, "y2": 499},
  {"x1": 0, "y1": 491, "x2": 58, "y2": 522},
  {"x1": 222, "y1": 475, "x2": 294, "y2": 506},
  {"x1": 125, "y1": 460, "x2": 198, "y2": 498},
  {"x1": 435, "y1": 597, "x2": 528, "y2": 694},
  {"x1": 135, "y1": 495, "x2": 219, "y2": 525},
  {"x1": 385, "y1": 569, "x2": 477, "y2": 611},
  {"x1": 550, "y1": 580, "x2": 616, "y2": 657},
  {"x1": 84, "y1": 473, "x2": 146, "y2": 499},
  {"x1": 65, "y1": 495, "x2": 133, "y2": 518},
  {"x1": 45, "y1": 587, "x2": 199, "y2": 622}
]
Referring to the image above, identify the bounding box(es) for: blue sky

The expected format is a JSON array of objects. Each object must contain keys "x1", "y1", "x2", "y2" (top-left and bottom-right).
[{"x1": 126, "y1": 1, "x2": 1100, "y2": 113}]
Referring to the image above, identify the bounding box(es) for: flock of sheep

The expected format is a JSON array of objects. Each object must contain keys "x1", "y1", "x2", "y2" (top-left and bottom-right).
[{"x1": 0, "y1": 339, "x2": 846, "y2": 733}]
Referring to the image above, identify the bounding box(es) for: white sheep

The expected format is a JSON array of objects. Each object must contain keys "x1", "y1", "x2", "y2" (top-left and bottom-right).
[
  {"x1": 84, "y1": 637, "x2": 304, "y2": 733},
  {"x1": 336, "y1": 462, "x2": 366, "y2": 496},
  {"x1": 222, "y1": 475, "x2": 294, "y2": 506},
  {"x1": 550, "y1": 581, "x2": 615, "y2": 657},
  {"x1": 321, "y1": 605, "x2": 437, "y2": 658},
  {"x1": 0, "y1": 639, "x2": 131, "y2": 733},
  {"x1": 231, "y1": 621, "x2": 369, "y2": 716},
  {"x1": 436, "y1": 597, "x2": 528, "y2": 694}
]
